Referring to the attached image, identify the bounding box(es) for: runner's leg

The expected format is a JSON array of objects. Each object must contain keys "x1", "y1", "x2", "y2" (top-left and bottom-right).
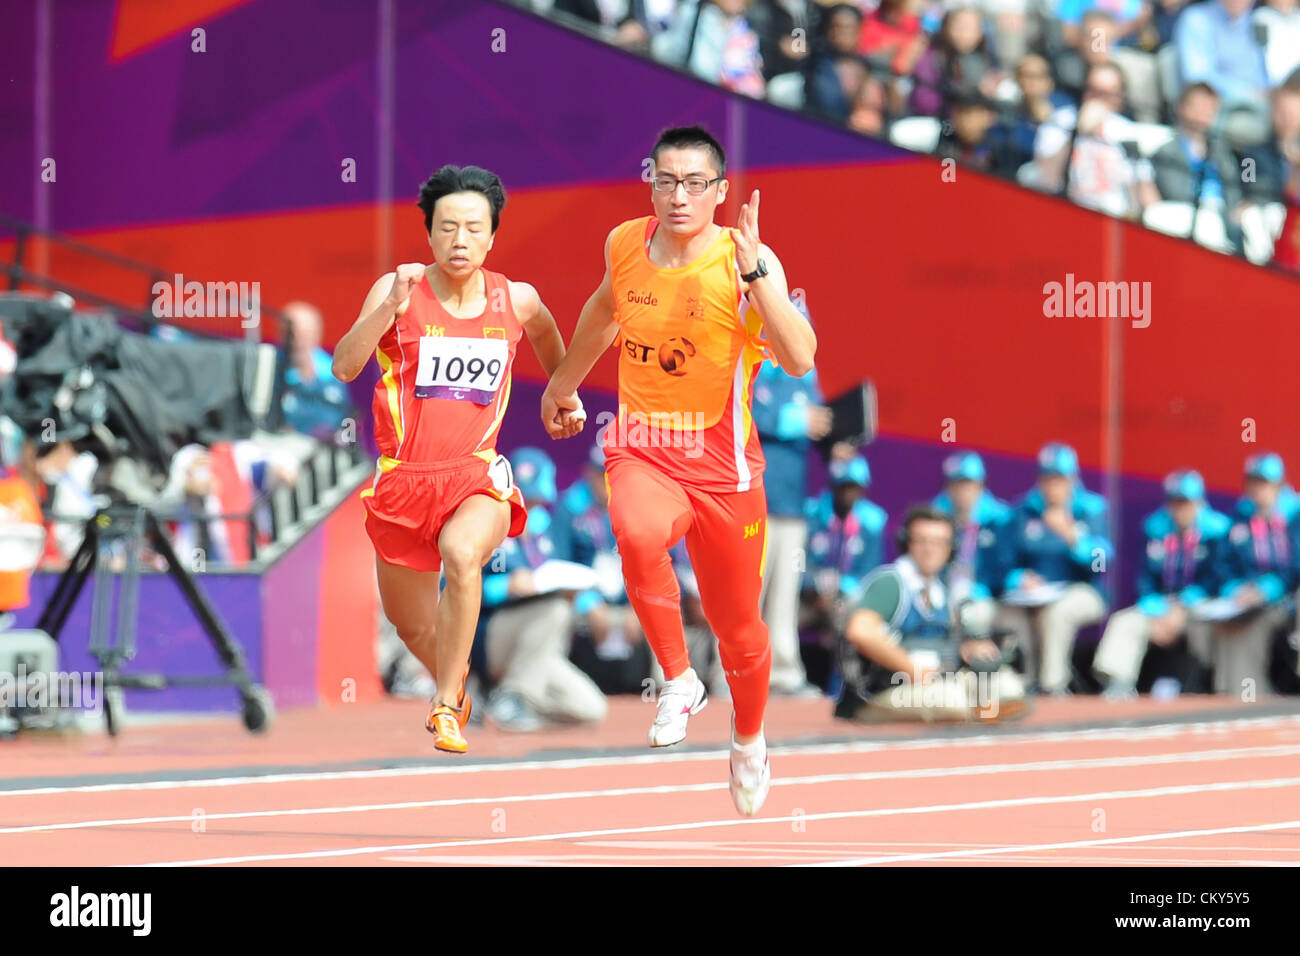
[
  {"x1": 684, "y1": 484, "x2": 771, "y2": 741},
  {"x1": 375, "y1": 555, "x2": 441, "y2": 679},
  {"x1": 607, "y1": 458, "x2": 695, "y2": 679},
  {"x1": 434, "y1": 493, "x2": 512, "y2": 708}
]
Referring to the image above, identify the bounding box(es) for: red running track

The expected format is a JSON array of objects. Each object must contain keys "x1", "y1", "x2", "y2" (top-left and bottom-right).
[{"x1": 3, "y1": 695, "x2": 1300, "y2": 866}]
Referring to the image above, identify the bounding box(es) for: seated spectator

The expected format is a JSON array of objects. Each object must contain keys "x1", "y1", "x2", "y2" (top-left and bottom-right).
[
  {"x1": 158, "y1": 444, "x2": 233, "y2": 567},
  {"x1": 750, "y1": 0, "x2": 820, "y2": 95},
  {"x1": 859, "y1": 0, "x2": 928, "y2": 124},
  {"x1": 552, "y1": 0, "x2": 678, "y2": 52},
  {"x1": 804, "y1": 3, "x2": 872, "y2": 125},
  {"x1": 280, "y1": 301, "x2": 351, "y2": 443},
  {"x1": 996, "y1": 442, "x2": 1113, "y2": 695},
  {"x1": 481, "y1": 447, "x2": 607, "y2": 731},
  {"x1": 1151, "y1": 0, "x2": 1191, "y2": 48},
  {"x1": 652, "y1": 0, "x2": 767, "y2": 98},
  {"x1": 32, "y1": 441, "x2": 98, "y2": 570},
  {"x1": 1052, "y1": 9, "x2": 1120, "y2": 104},
  {"x1": 1207, "y1": 453, "x2": 1299, "y2": 697},
  {"x1": 1055, "y1": 0, "x2": 1159, "y2": 120},
  {"x1": 1254, "y1": 0, "x2": 1300, "y2": 90},
  {"x1": 1033, "y1": 62, "x2": 1160, "y2": 218},
  {"x1": 931, "y1": 450, "x2": 1012, "y2": 609},
  {"x1": 752, "y1": 307, "x2": 829, "y2": 695},
  {"x1": 834, "y1": 505, "x2": 1027, "y2": 722},
  {"x1": 1175, "y1": 0, "x2": 1271, "y2": 144},
  {"x1": 804, "y1": 455, "x2": 887, "y2": 619},
  {"x1": 988, "y1": 53, "x2": 1074, "y2": 174},
  {"x1": 1093, "y1": 469, "x2": 1230, "y2": 699},
  {"x1": 909, "y1": 5, "x2": 1002, "y2": 118},
  {"x1": 935, "y1": 91, "x2": 999, "y2": 170},
  {"x1": 859, "y1": 0, "x2": 926, "y2": 74},
  {"x1": 1241, "y1": 80, "x2": 1300, "y2": 268},
  {"x1": 1151, "y1": 82, "x2": 1245, "y2": 250},
  {"x1": 974, "y1": 0, "x2": 1038, "y2": 70}
]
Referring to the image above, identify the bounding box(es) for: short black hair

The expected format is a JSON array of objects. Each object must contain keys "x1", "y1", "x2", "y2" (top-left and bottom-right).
[
  {"x1": 901, "y1": 505, "x2": 955, "y2": 546},
  {"x1": 650, "y1": 125, "x2": 727, "y2": 178},
  {"x1": 417, "y1": 165, "x2": 506, "y2": 234},
  {"x1": 1180, "y1": 81, "x2": 1218, "y2": 105}
]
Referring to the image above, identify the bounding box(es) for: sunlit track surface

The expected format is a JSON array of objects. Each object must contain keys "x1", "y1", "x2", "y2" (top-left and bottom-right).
[{"x1": 4, "y1": 696, "x2": 1300, "y2": 866}]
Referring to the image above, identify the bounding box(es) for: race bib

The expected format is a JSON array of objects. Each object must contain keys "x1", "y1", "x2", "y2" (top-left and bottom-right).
[{"x1": 414, "y1": 336, "x2": 509, "y2": 405}]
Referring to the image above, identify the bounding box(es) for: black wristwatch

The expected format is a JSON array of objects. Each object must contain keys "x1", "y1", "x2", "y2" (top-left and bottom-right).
[{"x1": 741, "y1": 259, "x2": 768, "y2": 283}]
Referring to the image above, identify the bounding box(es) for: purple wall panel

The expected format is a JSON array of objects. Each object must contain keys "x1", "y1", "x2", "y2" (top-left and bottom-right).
[
  {"x1": 260, "y1": 518, "x2": 324, "y2": 708},
  {"x1": 15, "y1": 569, "x2": 262, "y2": 712}
]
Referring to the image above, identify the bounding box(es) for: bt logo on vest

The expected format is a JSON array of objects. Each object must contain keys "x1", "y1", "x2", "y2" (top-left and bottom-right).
[
  {"x1": 624, "y1": 336, "x2": 697, "y2": 376},
  {"x1": 626, "y1": 290, "x2": 659, "y2": 306}
]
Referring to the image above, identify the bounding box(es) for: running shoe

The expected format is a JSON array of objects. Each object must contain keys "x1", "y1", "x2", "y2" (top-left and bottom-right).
[
  {"x1": 426, "y1": 703, "x2": 468, "y2": 753},
  {"x1": 648, "y1": 669, "x2": 707, "y2": 747},
  {"x1": 729, "y1": 720, "x2": 771, "y2": 816}
]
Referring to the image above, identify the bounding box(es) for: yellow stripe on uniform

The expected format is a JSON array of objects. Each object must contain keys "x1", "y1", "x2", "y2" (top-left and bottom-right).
[{"x1": 375, "y1": 344, "x2": 404, "y2": 449}]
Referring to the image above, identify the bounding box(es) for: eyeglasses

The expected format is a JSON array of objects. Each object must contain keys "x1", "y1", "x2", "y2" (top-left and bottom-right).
[{"x1": 651, "y1": 175, "x2": 723, "y2": 196}]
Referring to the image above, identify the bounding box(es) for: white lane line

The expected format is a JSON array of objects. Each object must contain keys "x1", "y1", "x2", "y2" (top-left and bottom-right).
[
  {"x1": 7, "y1": 744, "x2": 1298, "y2": 836},
  {"x1": 793, "y1": 819, "x2": 1300, "y2": 867},
  {"x1": 127, "y1": 774, "x2": 1300, "y2": 867},
  {"x1": 6, "y1": 713, "x2": 1299, "y2": 798}
]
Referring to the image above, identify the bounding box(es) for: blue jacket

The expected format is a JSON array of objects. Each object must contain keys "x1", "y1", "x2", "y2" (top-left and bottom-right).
[
  {"x1": 1004, "y1": 485, "x2": 1113, "y2": 602},
  {"x1": 482, "y1": 506, "x2": 558, "y2": 610},
  {"x1": 1134, "y1": 504, "x2": 1232, "y2": 616},
  {"x1": 550, "y1": 479, "x2": 621, "y2": 614},
  {"x1": 752, "y1": 361, "x2": 823, "y2": 518},
  {"x1": 932, "y1": 488, "x2": 1014, "y2": 600},
  {"x1": 804, "y1": 493, "x2": 888, "y2": 598},
  {"x1": 1221, "y1": 489, "x2": 1300, "y2": 603}
]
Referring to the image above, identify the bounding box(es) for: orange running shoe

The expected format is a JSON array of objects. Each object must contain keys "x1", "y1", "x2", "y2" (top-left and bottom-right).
[{"x1": 426, "y1": 703, "x2": 468, "y2": 753}]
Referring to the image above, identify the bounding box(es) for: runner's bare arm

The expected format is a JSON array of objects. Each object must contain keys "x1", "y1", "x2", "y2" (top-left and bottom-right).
[
  {"x1": 743, "y1": 246, "x2": 815, "y2": 376},
  {"x1": 332, "y1": 264, "x2": 425, "y2": 382},
  {"x1": 732, "y1": 189, "x2": 816, "y2": 376},
  {"x1": 510, "y1": 281, "x2": 566, "y2": 379},
  {"x1": 539, "y1": 231, "x2": 620, "y2": 439}
]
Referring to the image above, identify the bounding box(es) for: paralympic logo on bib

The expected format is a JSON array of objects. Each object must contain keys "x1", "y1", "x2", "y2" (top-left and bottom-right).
[{"x1": 593, "y1": 404, "x2": 705, "y2": 459}]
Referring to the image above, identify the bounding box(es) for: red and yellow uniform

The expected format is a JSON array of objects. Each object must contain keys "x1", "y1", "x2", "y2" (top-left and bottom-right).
[
  {"x1": 361, "y1": 268, "x2": 527, "y2": 572},
  {"x1": 603, "y1": 216, "x2": 772, "y2": 736}
]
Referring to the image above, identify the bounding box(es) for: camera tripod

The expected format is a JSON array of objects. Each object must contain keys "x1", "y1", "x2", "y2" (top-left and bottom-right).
[{"x1": 36, "y1": 504, "x2": 274, "y2": 736}]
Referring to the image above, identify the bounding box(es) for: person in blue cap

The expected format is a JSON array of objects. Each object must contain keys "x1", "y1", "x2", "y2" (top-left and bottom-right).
[
  {"x1": 481, "y1": 446, "x2": 607, "y2": 731},
  {"x1": 1207, "y1": 452, "x2": 1300, "y2": 696},
  {"x1": 996, "y1": 441, "x2": 1114, "y2": 695},
  {"x1": 932, "y1": 451, "x2": 1013, "y2": 609},
  {"x1": 803, "y1": 454, "x2": 888, "y2": 628},
  {"x1": 1093, "y1": 469, "x2": 1231, "y2": 699},
  {"x1": 752, "y1": 302, "x2": 831, "y2": 696}
]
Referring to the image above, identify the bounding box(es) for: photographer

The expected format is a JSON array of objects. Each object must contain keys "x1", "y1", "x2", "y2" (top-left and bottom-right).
[{"x1": 833, "y1": 505, "x2": 1027, "y2": 723}]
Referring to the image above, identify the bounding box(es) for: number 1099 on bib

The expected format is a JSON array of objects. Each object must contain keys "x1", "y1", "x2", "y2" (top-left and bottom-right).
[{"x1": 414, "y1": 336, "x2": 508, "y2": 405}]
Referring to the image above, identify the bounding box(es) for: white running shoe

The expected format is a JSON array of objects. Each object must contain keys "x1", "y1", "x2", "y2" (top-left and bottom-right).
[
  {"x1": 648, "y1": 669, "x2": 707, "y2": 747},
  {"x1": 729, "y1": 722, "x2": 771, "y2": 817}
]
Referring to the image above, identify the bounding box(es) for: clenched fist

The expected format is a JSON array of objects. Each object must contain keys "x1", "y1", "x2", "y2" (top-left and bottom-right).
[{"x1": 385, "y1": 263, "x2": 427, "y2": 310}]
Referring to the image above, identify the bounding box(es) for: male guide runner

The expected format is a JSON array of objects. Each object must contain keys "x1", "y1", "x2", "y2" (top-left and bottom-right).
[
  {"x1": 541, "y1": 126, "x2": 817, "y2": 815},
  {"x1": 333, "y1": 165, "x2": 583, "y2": 754}
]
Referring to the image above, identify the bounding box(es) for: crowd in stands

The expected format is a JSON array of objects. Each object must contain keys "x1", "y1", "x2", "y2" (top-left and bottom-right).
[{"x1": 526, "y1": 0, "x2": 1300, "y2": 268}]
